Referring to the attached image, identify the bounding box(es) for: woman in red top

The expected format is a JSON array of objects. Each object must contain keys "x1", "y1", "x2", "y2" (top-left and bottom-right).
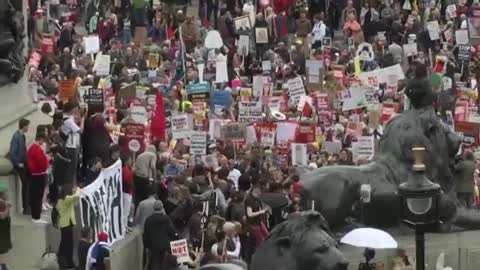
[
  {"x1": 121, "y1": 154, "x2": 134, "y2": 228},
  {"x1": 27, "y1": 132, "x2": 49, "y2": 224}
]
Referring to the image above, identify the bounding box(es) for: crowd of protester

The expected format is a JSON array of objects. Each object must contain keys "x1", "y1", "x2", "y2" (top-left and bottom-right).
[{"x1": 0, "y1": 0, "x2": 480, "y2": 270}]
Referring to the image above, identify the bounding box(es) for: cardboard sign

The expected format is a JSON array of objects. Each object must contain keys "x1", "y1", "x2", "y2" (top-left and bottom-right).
[
  {"x1": 84, "y1": 35, "x2": 100, "y2": 54},
  {"x1": 170, "y1": 239, "x2": 189, "y2": 263},
  {"x1": 455, "y1": 121, "x2": 480, "y2": 147},
  {"x1": 222, "y1": 123, "x2": 245, "y2": 140},
  {"x1": 287, "y1": 76, "x2": 306, "y2": 105},
  {"x1": 171, "y1": 114, "x2": 193, "y2": 139},
  {"x1": 41, "y1": 37, "x2": 55, "y2": 54},
  {"x1": 59, "y1": 80, "x2": 77, "y2": 101},
  {"x1": 190, "y1": 131, "x2": 207, "y2": 155},
  {"x1": 124, "y1": 123, "x2": 146, "y2": 153},
  {"x1": 291, "y1": 143, "x2": 307, "y2": 166}
]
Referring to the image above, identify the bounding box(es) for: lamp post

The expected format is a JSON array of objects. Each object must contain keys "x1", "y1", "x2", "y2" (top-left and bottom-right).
[{"x1": 398, "y1": 147, "x2": 442, "y2": 270}]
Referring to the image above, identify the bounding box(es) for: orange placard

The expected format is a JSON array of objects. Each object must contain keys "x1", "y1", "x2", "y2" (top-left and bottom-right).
[{"x1": 59, "y1": 80, "x2": 77, "y2": 101}]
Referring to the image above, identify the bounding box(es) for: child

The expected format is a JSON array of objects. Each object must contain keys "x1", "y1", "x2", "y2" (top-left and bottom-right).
[{"x1": 77, "y1": 227, "x2": 92, "y2": 270}]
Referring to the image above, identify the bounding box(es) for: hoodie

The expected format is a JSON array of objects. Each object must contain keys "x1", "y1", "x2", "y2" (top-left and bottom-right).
[
  {"x1": 133, "y1": 144, "x2": 157, "y2": 179},
  {"x1": 405, "y1": 78, "x2": 436, "y2": 109}
]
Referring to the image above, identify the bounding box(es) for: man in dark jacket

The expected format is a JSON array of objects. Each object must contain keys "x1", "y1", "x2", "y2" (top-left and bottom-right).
[
  {"x1": 9, "y1": 118, "x2": 30, "y2": 214},
  {"x1": 455, "y1": 152, "x2": 477, "y2": 209},
  {"x1": 143, "y1": 201, "x2": 178, "y2": 270}
]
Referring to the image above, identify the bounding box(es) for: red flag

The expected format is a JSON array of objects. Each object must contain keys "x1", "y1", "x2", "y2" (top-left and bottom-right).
[
  {"x1": 150, "y1": 92, "x2": 166, "y2": 142},
  {"x1": 301, "y1": 100, "x2": 313, "y2": 118}
]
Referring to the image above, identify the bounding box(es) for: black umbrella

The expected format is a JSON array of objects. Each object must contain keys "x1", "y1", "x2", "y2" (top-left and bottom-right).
[{"x1": 259, "y1": 192, "x2": 289, "y2": 209}]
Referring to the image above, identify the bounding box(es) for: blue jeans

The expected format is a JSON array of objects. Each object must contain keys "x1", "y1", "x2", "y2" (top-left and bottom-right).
[{"x1": 122, "y1": 29, "x2": 132, "y2": 45}]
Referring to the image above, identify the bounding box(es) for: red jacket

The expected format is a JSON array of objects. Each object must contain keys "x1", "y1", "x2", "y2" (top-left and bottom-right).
[
  {"x1": 122, "y1": 165, "x2": 133, "y2": 194},
  {"x1": 27, "y1": 143, "x2": 49, "y2": 175}
]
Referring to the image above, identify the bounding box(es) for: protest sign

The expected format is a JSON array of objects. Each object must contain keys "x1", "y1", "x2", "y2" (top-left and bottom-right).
[
  {"x1": 246, "y1": 125, "x2": 258, "y2": 144},
  {"x1": 381, "y1": 102, "x2": 400, "y2": 123},
  {"x1": 276, "y1": 122, "x2": 297, "y2": 147},
  {"x1": 210, "y1": 90, "x2": 231, "y2": 111},
  {"x1": 130, "y1": 106, "x2": 147, "y2": 124},
  {"x1": 80, "y1": 160, "x2": 125, "y2": 243},
  {"x1": 215, "y1": 54, "x2": 228, "y2": 83},
  {"x1": 59, "y1": 79, "x2": 77, "y2": 101},
  {"x1": 342, "y1": 87, "x2": 369, "y2": 111},
  {"x1": 258, "y1": 122, "x2": 276, "y2": 147},
  {"x1": 41, "y1": 36, "x2": 55, "y2": 54},
  {"x1": 170, "y1": 239, "x2": 190, "y2": 263},
  {"x1": 239, "y1": 101, "x2": 263, "y2": 122},
  {"x1": 188, "y1": 82, "x2": 210, "y2": 104},
  {"x1": 148, "y1": 53, "x2": 160, "y2": 68},
  {"x1": 94, "y1": 54, "x2": 111, "y2": 76},
  {"x1": 355, "y1": 136, "x2": 375, "y2": 161},
  {"x1": 403, "y1": 43, "x2": 418, "y2": 56},
  {"x1": 190, "y1": 131, "x2": 207, "y2": 155},
  {"x1": 287, "y1": 76, "x2": 306, "y2": 105},
  {"x1": 86, "y1": 88, "x2": 104, "y2": 112},
  {"x1": 455, "y1": 121, "x2": 480, "y2": 147},
  {"x1": 455, "y1": 101, "x2": 469, "y2": 122},
  {"x1": 269, "y1": 96, "x2": 282, "y2": 112},
  {"x1": 458, "y1": 44, "x2": 471, "y2": 62},
  {"x1": 124, "y1": 123, "x2": 146, "y2": 153},
  {"x1": 426, "y1": 21, "x2": 440, "y2": 40},
  {"x1": 171, "y1": 114, "x2": 193, "y2": 139},
  {"x1": 456, "y1": 30, "x2": 469, "y2": 45},
  {"x1": 240, "y1": 88, "x2": 252, "y2": 101},
  {"x1": 291, "y1": 143, "x2": 307, "y2": 166},
  {"x1": 238, "y1": 35, "x2": 250, "y2": 56},
  {"x1": 222, "y1": 123, "x2": 246, "y2": 142},
  {"x1": 446, "y1": 4, "x2": 457, "y2": 18},
  {"x1": 253, "y1": 76, "x2": 267, "y2": 98},
  {"x1": 118, "y1": 82, "x2": 137, "y2": 107},
  {"x1": 84, "y1": 35, "x2": 100, "y2": 54},
  {"x1": 255, "y1": 27, "x2": 269, "y2": 44},
  {"x1": 262, "y1": 60, "x2": 271, "y2": 71},
  {"x1": 28, "y1": 50, "x2": 41, "y2": 68},
  {"x1": 296, "y1": 123, "x2": 316, "y2": 143},
  {"x1": 323, "y1": 141, "x2": 342, "y2": 155},
  {"x1": 209, "y1": 119, "x2": 229, "y2": 140}
]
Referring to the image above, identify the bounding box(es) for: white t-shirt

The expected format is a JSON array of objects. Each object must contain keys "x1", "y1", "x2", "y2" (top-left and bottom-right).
[
  {"x1": 228, "y1": 169, "x2": 241, "y2": 190},
  {"x1": 61, "y1": 115, "x2": 81, "y2": 149}
]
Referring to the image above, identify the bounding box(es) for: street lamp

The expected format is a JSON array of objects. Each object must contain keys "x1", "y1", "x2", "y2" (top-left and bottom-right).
[{"x1": 398, "y1": 147, "x2": 443, "y2": 270}]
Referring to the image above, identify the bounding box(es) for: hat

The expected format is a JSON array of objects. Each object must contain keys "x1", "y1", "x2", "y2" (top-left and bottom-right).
[
  {"x1": 153, "y1": 200, "x2": 164, "y2": 212},
  {"x1": 97, "y1": 232, "x2": 108, "y2": 242}
]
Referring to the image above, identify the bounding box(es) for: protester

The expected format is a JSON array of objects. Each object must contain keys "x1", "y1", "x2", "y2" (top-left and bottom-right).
[
  {"x1": 8, "y1": 118, "x2": 30, "y2": 215},
  {"x1": 455, "y1": 152, "x2": 477, "y2": 209},
  {"x1": 86, "y1": 232, "x2": 111, "y2": 270},
  {"x1": 61, "y1": 102, "x2": 84, "y2": 185},
  {"x1": 56, "y1": 184, "x2": 81, "y2": 269},
  {"x1": 78, "y1": 227, "x2": 92, "y2": 270},
  {"x1": 134, "y1": 184, "x2": 159, "y2": 230},
  {"x1": 121, "y1": 153, "x2": 134, "y2": 227},
  {"x1": 27, "y1": 131, "x2": 49, "y2": 224},
  {"x1": 0, "y1": 187, "x2": 12, "y2": 270}
]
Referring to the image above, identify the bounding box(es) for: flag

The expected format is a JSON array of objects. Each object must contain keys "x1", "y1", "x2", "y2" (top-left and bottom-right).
[
  {"x1": 301, "y1": 100, "x2": 313, "y2": 118},
  {"x1": 150, "y1": 92, "x2": 167, "y2": 142}
]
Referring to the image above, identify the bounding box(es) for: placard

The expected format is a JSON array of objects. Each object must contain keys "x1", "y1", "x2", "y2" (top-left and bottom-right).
[
  {"x1": 255, "y1": 27, "x2": 268, "y2": 44},
  {"x1": 296, "y1": 123, "x2": 316, "y2": 143},
  {"x1": 238, "y1": 35, "x2": 250, "y2": 56},
  {"x1": 355, "y1": 136, "x2": 374, "y2": 161},
  {"x1": 316, "y1": 93, "x2": 329, "y2": 110},
  {"x1": 456, "y1": 30, "x2": 469, "y2": 45},
  {"x1": 171, "y1": 114, "x2": 193, "y2": 139},
  {"x1": 86, "y1": 88, "x2": 104, "y2": 112},
  {"x1": 118, "y1": 82, "x2": 137, "y2": 107},
  {"x1": 124, "y1": 123, "x2": 146, "y2": 153},
  {"x1": 426, "y1": 21, "x2": 440, "y2": 40},
  {"x1": 84, "y1": 35, "x2": 100, "y2": 54},
  {"x1": 59, "y1": 79, "x2": 77, "y2": 101},
  {"x1": 262, "y1": 60, "x2": 271, "y2": 71},
  {"x1": 130, "y1": 106, "x2": 147, "y2": 124},
  {"x1": 28, "y1": 51, "x2": 42, "y2": 68},
  {"x1": 210, "y1": 90, "x2": 231, "y2": 111},
  {"x1": 455, "y1": 121, "x2": 480, "y2": 147},
  {"x1": 148, "y1": 53, "x2": 160, "y2": 68},
  {"x1": 94, "y1": 54, "x2": 111, "y2": 76},
  {"x1": 258, "y1": 122, "x2": 276, "y2": 147},
  {"x1": 170, "y1": 239, "x2": 190, "y2": 263},
  {"x1": 215, "y1": 54, "x2": 228, "y2": 83},
  {"x1": 291, "y1": 143, "x2": 307, "y2": 166},
  {"x1": 287, "y1": 76, "x2": 306, "y2": 105},
  {"x1": 403, "y1": 43, "x2": 418, "y2": 57},
  {"x1": 458, "y1": 44, "x2": 471, "y2": 62},
  {"x1": 253, "y1": 76, "x2": 267, "y2": 98},
  {"x1": 41, "y1": 37, "x2": 55, "y2": 54},
  {"x1": 276, "y1": 122, "x2": 297, "y2": 147},
  {"x1": 238, "y1": 101, "x2": 263, "y2": 122},
  {"x1": 190, "y1": 131, "x2": 207, "y2": 155},
  {"x1": 222, "y1": 123, "x2": 246, "y2": 142},
  {"x1": 446, "y1": 4, "x2": 457, "y2": 18}
]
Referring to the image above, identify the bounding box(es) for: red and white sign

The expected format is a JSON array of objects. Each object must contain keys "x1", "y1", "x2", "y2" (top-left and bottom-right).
[
  {"x1": 296, "y1": 123, "x2": 316, "y2": 143},
  {"x1": 28, "y1": 51, "x2": 42, "y2": 68},
  {"x1": 41, "y1": 37, "x2": 55, "y2": 54},
  {"x1": 170, "y1": 239, "x2": 190, "y2": 263},
  {"x1": 381, "y1": 102, "x2": 400, "y2": 124},
  {"x1": 316, "y1": 93, "x2": 329, "y2": 111},
  {"x1": 124, "y1": 123, "x2": 146, "y2": 153}
]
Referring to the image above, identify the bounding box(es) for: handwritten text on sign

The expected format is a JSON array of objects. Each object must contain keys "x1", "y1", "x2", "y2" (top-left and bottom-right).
[{"x1": 170, "y1": 239, "x2": 190, "y2": 263}]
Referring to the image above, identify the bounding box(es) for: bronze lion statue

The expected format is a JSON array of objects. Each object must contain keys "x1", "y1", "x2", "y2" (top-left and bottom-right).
[
  {"x1": 301, "y1": 106, "x2": 480, "y2": 230},
  {"x1": 251, "y1": 211, "x2": 348, "y2": 270}
]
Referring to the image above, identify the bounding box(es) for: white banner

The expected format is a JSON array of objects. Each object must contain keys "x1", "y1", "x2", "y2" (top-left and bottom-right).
[{"x1": 80, "y1": 160, "x2": 124, "y2": 243}]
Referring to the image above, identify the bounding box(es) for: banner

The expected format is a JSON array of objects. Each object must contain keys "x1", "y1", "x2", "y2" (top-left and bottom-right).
[
  {"x1": 171, "y1": 114, "x2": 193, "y2": 140},
  {"x1": 80, "y1": 160, "x2": 124, "y2": 243},
  {"x1": 190, "y1": 131, "x2": 207, "y2": 155}
]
